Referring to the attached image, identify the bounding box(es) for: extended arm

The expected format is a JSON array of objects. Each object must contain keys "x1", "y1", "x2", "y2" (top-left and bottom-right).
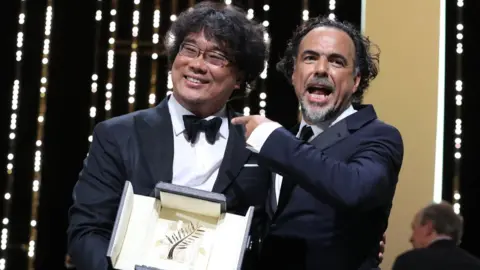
[{"x1": 249, "y1": 124, "x2": 403, "y2": 210}]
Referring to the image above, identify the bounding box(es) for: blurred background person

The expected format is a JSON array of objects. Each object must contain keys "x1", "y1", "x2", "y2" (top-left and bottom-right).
[{"x1": 393, "y1": 202, "x2": 480, "y2": 270}]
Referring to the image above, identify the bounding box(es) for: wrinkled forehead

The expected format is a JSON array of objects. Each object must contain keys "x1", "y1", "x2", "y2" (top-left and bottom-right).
[{"x1": 298, "y1": 26, "x2": 356, "y2": 61}]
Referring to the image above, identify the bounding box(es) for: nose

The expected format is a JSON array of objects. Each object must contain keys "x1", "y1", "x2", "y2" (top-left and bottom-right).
[
  {"x1": 188, "y1": 54, "x2": 208, "y2": 74},
  {"x1": 314, "y1": 56, "x2": 329, "y2": 77}
]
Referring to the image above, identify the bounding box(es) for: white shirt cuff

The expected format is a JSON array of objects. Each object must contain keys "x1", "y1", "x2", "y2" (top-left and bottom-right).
[{"x1": 246, "y1": 122, "x2": 282, "y2": 153}]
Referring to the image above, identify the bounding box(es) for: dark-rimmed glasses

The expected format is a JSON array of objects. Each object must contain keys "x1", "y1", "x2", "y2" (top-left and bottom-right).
[{"x1": 178, "y1": 42, "x2": 231, "y2": 67}]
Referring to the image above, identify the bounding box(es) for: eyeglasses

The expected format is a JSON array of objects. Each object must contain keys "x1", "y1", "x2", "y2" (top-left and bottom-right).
[{"x1": 178, "y1": 42, "x2": 231, "y2": 67}]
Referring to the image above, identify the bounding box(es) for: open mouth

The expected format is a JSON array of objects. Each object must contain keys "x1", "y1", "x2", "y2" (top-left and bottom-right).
[{"x1": 305, "y1": 84, "x2": 333, "y2": 103}]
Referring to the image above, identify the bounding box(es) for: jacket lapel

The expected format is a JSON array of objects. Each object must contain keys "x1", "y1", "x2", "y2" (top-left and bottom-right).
[
  {"x1": 135, "y1": 98, "x2": 174, "y2": 187},
  {"x1": 274, "y1": 122, "x2": 347, "y2": 218},
  {"x1": 274, "y1": 104, "x2": 378, "y2": 218},
  {"x1": 269, "y1": 124, "x2": 299, "y2": 215},
  {"x1": 309, "y1": 120, "x2": 350, "y2": 151},
  {"x1": 212, "y1": 107, "x2": 251, "y2": 193},
  {"x1": 265, "y1": 172, "x2": 277, "y2": 219},
  {"x1": 309, "y1": 104, "x2": 377, "y2": 151}
]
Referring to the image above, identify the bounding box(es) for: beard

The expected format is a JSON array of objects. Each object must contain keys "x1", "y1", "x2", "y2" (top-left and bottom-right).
[{"x1": 299, "y1": 94, "x2": 337, "y2": 124}]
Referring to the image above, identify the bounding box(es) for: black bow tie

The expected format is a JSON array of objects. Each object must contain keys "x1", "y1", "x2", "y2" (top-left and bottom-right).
[{"x1": 183, "y1": 115, "x2": 222, "y2": 144}]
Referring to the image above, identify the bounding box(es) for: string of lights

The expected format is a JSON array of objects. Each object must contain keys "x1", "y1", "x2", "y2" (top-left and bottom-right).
[
  {"x1": 242, "y1": 1, "x2": 255, "y2": 116},
  {"x1": 0, "y1": 1, "x2": 28, "y2": 269},
  {"x1": 328, "y1": 0, "x2": 336, "y2": 20},
  {"x1": 88, "y1": 0, "x2": 104, "y2": 144},
  {"x1": 258, "y1": 0, "x2": 270, "y2": 117},
  {"x1": 453, "y1": 0, "x2": 463, "y2": 214},
  {"x1": 166, "y1": 0, "x2": 178, "y2": 97},
  {"x1": 27, "y1": 2, "x2": 54, "y2": 269},
  {"x1": 104, "y1": 0, "x2": 118, "y2": 119},
  {"x1": 302, "y1": 0, "x2": 309, "y2": 21},
  {"x1": 148, "y1": 0, "x2": 161, "y2": 107},
  {"x1": 128, "y1": 0, "x2": 141, "y2": 112}
]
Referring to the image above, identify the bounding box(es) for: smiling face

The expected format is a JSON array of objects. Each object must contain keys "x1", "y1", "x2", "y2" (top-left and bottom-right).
[
  {"x1": 171, "y1": 31, "x2": 242, "y2": 117},
  {"x1": 292, "y1": 27, "x2": 360, "y2": 124}
]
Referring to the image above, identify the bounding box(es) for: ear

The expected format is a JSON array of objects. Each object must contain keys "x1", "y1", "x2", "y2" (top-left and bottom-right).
[
  {"x1": 291, "y1": 60, "x2": 297, "y2": 83},
  {"x1": 424, "y1": 220, "x2": 435, "y2": 235},
  {"x1": 234, "y1": 72, "x2": 245, "y2": 90},
  {"x1": 352, "y1": 72, "x2": 361, "y2": 94}
]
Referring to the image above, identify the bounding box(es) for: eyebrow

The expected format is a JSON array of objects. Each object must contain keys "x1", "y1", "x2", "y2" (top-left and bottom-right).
[
  {"x1": 300, "y1": 49, "x2": 349, "y2": 64},
  {"x1": 183, "y1": 37, "x2": 225, "y2": 53}
]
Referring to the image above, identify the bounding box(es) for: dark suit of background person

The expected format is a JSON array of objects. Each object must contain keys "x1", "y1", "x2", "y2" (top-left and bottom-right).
[
  {"x1": 67, "y1": 2, "x2": 270, "y2": 270},
  {"x1": 232, "y1": 17, "x2": 404, "y2": 270},
  {"x1": 393, "y1": 239, "x2": 480, "y2": 270},
  {"x1": 393, "y1": 202, "x2": 480, "y2": 270}
]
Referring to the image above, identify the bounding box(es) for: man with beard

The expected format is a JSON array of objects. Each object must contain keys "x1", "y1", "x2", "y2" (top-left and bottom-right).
[
  {"x1": 67, "y1": 2, "x2": 270, "y2": 270},
  {"x1": 232, "y1": 16, "x2": 404, "y2": 269}
]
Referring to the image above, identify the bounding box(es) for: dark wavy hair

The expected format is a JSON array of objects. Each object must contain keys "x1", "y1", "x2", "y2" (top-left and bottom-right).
[
  {"x1": 276, "y1": 16, "x2": 380, "y2": 103},
  {"x1": 165, "y1": 1, "x2": 268, "y2": 95}
]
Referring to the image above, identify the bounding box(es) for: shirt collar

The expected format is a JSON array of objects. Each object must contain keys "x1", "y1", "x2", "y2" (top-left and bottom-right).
[
  {"x1": 429, "y1": 236, "x2": 453, "y2": 246},
  {"x1": 168, "y1": 94, "x2": 228, "y2": 138},
  {"x1": 298, "y1": 105, "x2": 357, "y2": 138}
]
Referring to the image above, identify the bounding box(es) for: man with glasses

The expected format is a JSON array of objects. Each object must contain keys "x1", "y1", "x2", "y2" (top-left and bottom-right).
[{"x1": 67, "y1": 2, "x2": 269, "y2": 270}]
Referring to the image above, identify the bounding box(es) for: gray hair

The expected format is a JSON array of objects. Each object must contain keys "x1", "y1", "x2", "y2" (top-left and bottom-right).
[{"x1": 420, "y1": 201, "x2": 463, "y2": 245}]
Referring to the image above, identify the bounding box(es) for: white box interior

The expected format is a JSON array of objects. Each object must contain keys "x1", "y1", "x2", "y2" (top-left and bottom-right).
[{"x1": 108, "y1": 182, "x2": 253, "y2": 270}]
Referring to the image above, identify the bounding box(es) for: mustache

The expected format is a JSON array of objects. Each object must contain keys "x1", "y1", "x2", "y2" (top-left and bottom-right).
[{"x1": 306, "y1": 77, "x2": 334, "y2": 91}]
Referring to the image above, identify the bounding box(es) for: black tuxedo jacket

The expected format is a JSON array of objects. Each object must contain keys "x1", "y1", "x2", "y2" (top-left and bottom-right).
[
  {"x1": 67, "y1": 97, "x2": 270, "y2": 270},
  {"x1": 258, "y1": 104, "x2": 404, "y2": 270},
  {"x1": 393, "y1": 239, "x2": 480, "y2": 270}
]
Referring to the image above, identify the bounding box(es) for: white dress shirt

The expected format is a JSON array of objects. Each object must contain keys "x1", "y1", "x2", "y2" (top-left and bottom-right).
[
  {"x1": 246, "y1": 105, "x2": 357, "y2": 204},
  {"x1": 168, "y1": 95, "x2": 229, "y2": 191}
]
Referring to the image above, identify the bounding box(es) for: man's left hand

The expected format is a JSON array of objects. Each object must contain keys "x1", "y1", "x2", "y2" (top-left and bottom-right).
[{"x1": 231, "y1": 115, "x2": 272, "y2": 139}]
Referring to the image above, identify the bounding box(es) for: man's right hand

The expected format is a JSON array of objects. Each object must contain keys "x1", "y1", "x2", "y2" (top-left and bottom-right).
[{"x1": 379, "y1": 233, "x2": 386, "y2": 263}]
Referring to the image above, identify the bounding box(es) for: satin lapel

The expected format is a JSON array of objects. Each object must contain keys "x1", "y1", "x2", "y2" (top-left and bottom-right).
[
  {"x1": 267, "y1": 172, "x2": 278, "y2": 218},
  {"x1": 275, "y1": 176, "x2": 295, "y2": 219},
  {"x1": 134, "y1": 98, "x2": 174, "y2": 187},
  {"x1": 212, "y1": 108, "x2": 251, "y2": 193}
]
